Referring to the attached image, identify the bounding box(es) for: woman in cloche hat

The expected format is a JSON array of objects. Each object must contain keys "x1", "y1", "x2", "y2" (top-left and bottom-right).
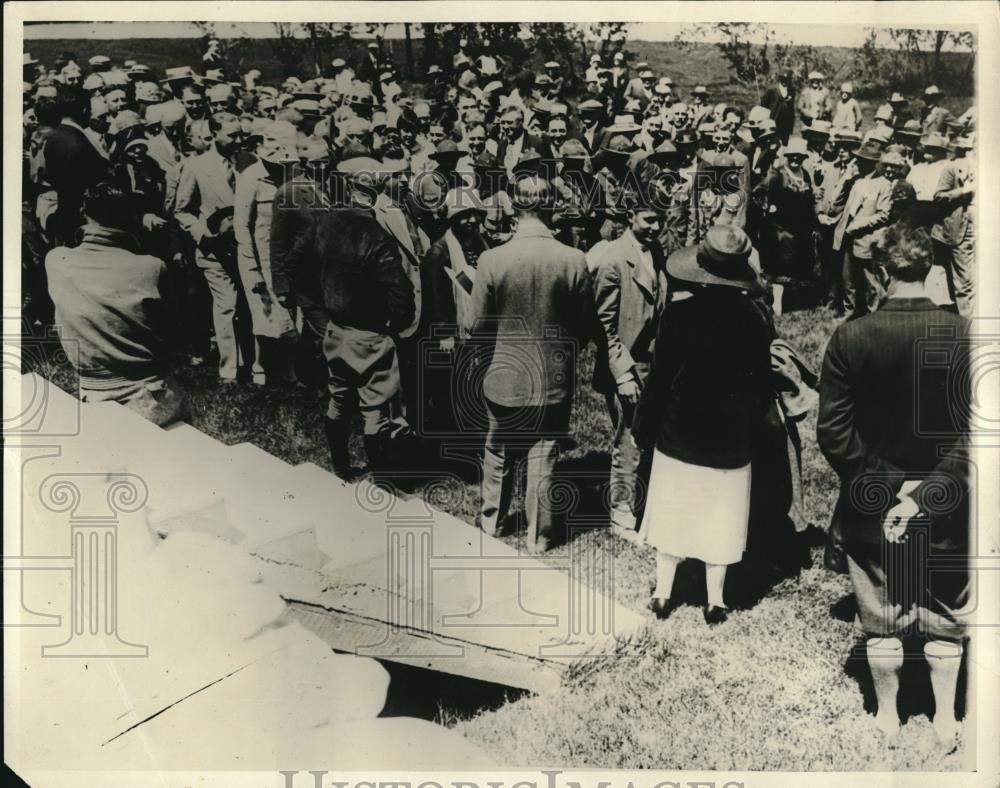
[{"x1": 632, "y1": 224, "x2": 770, "y2": 626}]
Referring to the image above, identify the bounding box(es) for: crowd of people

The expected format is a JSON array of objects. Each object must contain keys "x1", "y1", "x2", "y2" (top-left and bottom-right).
[{"x1": 21, "y1": 36, "x2": 974, "y2": 746}]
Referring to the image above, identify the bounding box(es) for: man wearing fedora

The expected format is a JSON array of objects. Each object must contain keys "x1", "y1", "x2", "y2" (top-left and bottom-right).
[
  {"x1": 832, "y1": 140, "x2": 894, "y2": 317},
  {"x1": 588, "y1": 193, "x2": 669, "y2": 539},
  {"x1": 798, "y1": 71, "x2": 832, "y2": 128},
  {"x1": 594, "y1": 133, "x2": 639, "y2": 241},
  {"x1": 469, "y1": 176, "x2": 594, "y2": 552}
]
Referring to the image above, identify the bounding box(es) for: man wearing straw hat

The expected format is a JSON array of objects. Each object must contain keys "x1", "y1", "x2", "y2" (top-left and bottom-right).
[
  {"x1": 832, "y1": 140, "x2": 895, "y2": 316},
  {"x1": 798, "y1": 71, "x2": 832, "y2": 128}
]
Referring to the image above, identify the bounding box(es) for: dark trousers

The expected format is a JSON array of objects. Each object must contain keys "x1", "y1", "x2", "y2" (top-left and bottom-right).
[{"x1": 479, "y1": 398, "x2": 571, "y2": 550}]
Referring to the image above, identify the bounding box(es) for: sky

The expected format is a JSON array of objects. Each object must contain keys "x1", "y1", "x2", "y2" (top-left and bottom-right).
[{"x1": 22, "y1": 21, "x2": 975, "y2": 51}]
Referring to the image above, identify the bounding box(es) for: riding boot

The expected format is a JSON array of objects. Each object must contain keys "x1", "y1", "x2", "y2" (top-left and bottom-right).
[{"x1": 324, "y1": 418, "x2": 351, "y2": 477}]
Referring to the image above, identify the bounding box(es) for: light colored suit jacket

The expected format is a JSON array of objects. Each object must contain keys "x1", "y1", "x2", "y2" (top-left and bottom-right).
[
  {"x1": 587, "y1": 231, "x2": 668, "y2": 390},
  {"x1": 373, "y1": 193, "x2": 430, "y2": 339},
  {"x1": 469, "y1": 217, "x2": 594, "y2": 407},
  {"x1": 833, "y1": 173, "x2": 893, "y2": 258},
  {"x1": 175, "y1": 145, "x2": 236, "y2": 245}
]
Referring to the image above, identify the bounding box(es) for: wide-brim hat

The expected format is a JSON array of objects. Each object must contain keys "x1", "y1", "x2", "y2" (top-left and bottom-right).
[
  {"x1": 889, "y1": 92, "x2": 907, "y2": 104},
  {"x1": 473, "y1": 151, "x2": 506, "y2": 172},
  {"x1": 853, "y1": 140, "x2": 883, "y2": 162},
  {"x1": 894, "y1": 119, "x2": 922, "y2": 139},
  {"x1": 781, "y1": 137, "x2": 809, "y2": 158},
  {"x1": 162, "y1": 66, "x2": 196, "y2": 85},
  {"x1": 445, "y1": 187, "x2": 487, "y2": 221},
  {"x1": 512, "y1": 148, "x2": 544, "y2": 175},
  {"x1": 920, "y1": 133, "x2": 950, "y2": 152},
  {"x1": 606, "y1": 115, "x2": 642, "y2": 134},
  {"x1": 807, "y1": 71, "x2": 825, "y2": 81},
  {"x1": 646, "y1": 139, "x2": 678, "y2": 163},
  {"x1": 430, "y1": 140, "x2": 466, "y2": 162},
  {"x1": 666, "y1": 226, "x2": 764, "y2": 293},
  {"x1": 803, "y1": 119, "x2": 832, "y2": 137}
]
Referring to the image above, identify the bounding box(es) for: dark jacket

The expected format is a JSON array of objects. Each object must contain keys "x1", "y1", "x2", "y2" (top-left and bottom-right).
[
  {"x1": 281, "y1": 206, "x2": 414, "y2": 335},
  {"x1": 420, "y1": 231, "x2": 489, "y2": 338},
  {"x1": 817, "y1": 297, "x2": 970, "y2": 549},
  {"x1": 43, "y1": 122, "x2": 109, "y2": 246},
  {"x1": 632, "y1": 286, "x2": 773, "y2": 468},
  {"x1": 761, "y1": 86, "x2": 796, "y2": 144},
  {"x1": 270, "y1": 175, "x2": 330, "y2": 326}
]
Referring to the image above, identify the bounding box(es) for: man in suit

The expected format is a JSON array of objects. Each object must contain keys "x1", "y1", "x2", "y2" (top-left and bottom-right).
[
  {"x1": 832, "y1": 141, "x2": 894, "y2": 317},
  {"x1": 373, "y1": 156, "x2": 431, "y2": 423},
  {"x1": 469, "y1": 176, "x2": 595, "y2": 552},
  {"x1": 817, "y1": 221, "x2": 970, "y2": 744},
  {"x1": 271, "y1": 136, "x2": 332, "y2": 389},
  {"x1": 587, "y1": 196, "x2": 669, "y2": 539},
  {"x1": 42, "y1": 86, "x2": 109, "y2": 247},
  {"x1": 280, "y1": 156, "x2": 414, "y2": 476},
  {"x1": 494, "y1": 105, "x2": 544, "y2": 178},
  {"x1": 576, "y1": 99, "x2": 609, "y2": 157},
  {"x1": 175, "y1": 111, "x2": 247, "y2": 382}
]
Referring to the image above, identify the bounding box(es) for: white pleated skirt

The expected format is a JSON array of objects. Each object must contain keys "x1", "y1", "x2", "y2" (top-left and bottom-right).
[{"x1": 639, "y1": 448, "x2": 752, "y2": 566}]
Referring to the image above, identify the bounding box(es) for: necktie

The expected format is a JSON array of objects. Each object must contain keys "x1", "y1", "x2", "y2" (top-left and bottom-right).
[{"x1": 224, "y1": 158, "x2": 235, "y2": 192}]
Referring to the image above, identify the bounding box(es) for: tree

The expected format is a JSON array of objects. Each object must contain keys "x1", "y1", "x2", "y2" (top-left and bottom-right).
[
  {"x1": 192, "y1": 21, "x2": 251, "y2": 79},
  {"x1": 851, "y1": 27, "x2": 975, "y2": 96},
  {"x1": 675, "y1": 22, "x2": 838, "y2": 95}
]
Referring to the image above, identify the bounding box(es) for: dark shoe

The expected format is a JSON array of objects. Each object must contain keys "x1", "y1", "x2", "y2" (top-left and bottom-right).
[
  {"x1": 648, "y1": 597, "x2": 675, "y2": 620},
  {"x1": 703, "y1": 604, "x2": 728, "y2": 625}
]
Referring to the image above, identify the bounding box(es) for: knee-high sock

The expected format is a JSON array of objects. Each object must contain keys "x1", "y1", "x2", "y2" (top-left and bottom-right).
[
  {"x1": 925, "y1": 639, "x2": 963, "y2": 740},
  {"x1": 654, "y1": 551, "x2": 681, "y2": 598},
  {"x1": 705, "y1": 562, "x2": 728, "y2": 609},
  {"x1": 867, "y1": 636, "x2": 904, "y2": 733}
]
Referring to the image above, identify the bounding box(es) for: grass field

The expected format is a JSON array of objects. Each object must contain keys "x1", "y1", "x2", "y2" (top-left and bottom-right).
[
  {"x1": 30, "y1": 303, "x2": 971, "y2": 771},
  {"x1": 22, "y1": 28, "x2": 975, "y2": 773}
]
